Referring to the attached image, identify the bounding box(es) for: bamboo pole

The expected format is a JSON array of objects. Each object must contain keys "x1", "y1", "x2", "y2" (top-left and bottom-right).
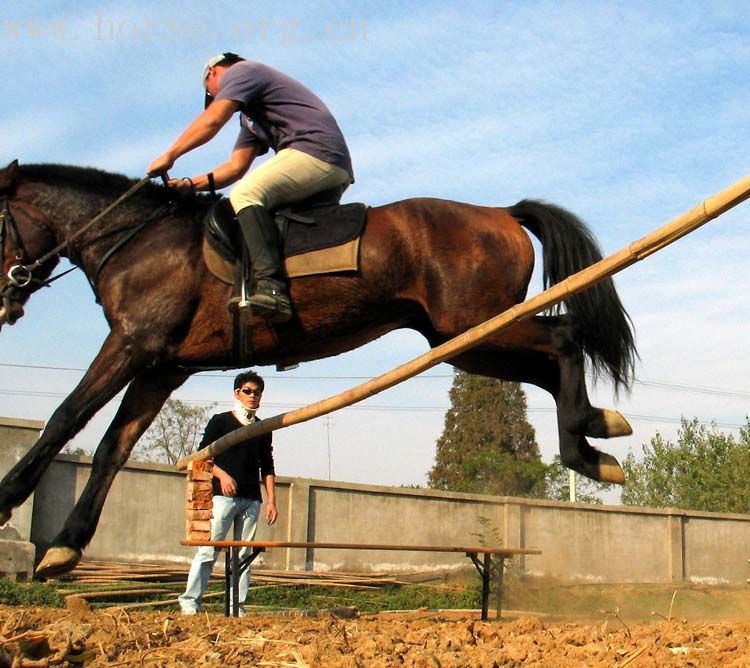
[{"x1": 176, "y1": 175, "x2": 750, "y2": 470}]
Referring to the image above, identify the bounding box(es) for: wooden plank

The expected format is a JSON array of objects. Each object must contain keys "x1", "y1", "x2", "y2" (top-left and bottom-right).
[{"x1": 65, "y1": 588, "x2": 172, "y2": 600}]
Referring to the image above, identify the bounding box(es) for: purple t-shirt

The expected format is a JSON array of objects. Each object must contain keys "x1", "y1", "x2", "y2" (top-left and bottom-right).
[{"x1": 215, "y1": 61, "x2": 354, "y2": 181}]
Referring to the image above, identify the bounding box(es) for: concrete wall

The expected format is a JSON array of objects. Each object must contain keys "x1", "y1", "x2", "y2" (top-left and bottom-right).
[
  {"x1": 4, "y1": 416, "x2": 750, "y2": 584},
  {"x1": 0, "y1": 417, "x2": 44, "y2": 541}
]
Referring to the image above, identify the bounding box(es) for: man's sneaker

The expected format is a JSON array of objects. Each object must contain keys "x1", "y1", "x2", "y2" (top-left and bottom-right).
[{"x1": 180, "y1": 607, "x2": 198, "y2": 616}]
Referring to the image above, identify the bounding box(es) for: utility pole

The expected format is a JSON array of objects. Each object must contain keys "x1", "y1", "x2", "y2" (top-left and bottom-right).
[
  {"x1": 324, "y1": 416, "x2": 333, "y2": 481},
  {"x1": 569, "y1": 469, "x2": 577, "y2": 503}
]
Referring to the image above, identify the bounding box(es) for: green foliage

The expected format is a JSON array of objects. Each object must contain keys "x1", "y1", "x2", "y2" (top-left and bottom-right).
[
  {"x1": 469, "y1": 515, "x2": 503, "y2": 548},
  {"x1": 133, "y1": 399, "x2": 216, "y2": 465},
  {"x1": 545, "y1": 455, "x2": 613, "y2": 504},
  {"x1": 0, "y1": 578, "x2": 64, "y2": 607},
  {"x1": 621, "y1": 417, "x2": 750, "y2": 512},
  {"x1": 61, "y1": 446, "x2": 89, "y2": 456},
  {"x1": 429, "y1": 371, "x2": 545, "y2": 497},
  {"x1": 199, "y1": 583, "x2": 479, "y2": 613}
]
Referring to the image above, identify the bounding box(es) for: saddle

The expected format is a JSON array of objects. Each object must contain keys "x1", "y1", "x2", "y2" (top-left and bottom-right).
[
  {"x1": 202, "y1": 188, "x2": 367, "y2": 368},
  {"x1": 203, "y1": 187, "x2": 367, "y2": 284}
]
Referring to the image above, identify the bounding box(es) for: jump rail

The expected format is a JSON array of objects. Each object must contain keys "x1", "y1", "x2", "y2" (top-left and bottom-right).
[
  {"x1": 182, "y1": 462, "x2": 539, "y2": 620},
  {"x1": 177, "y1": 175, "x2": 750, "y2": 469},
  {"x1": 180, "y1": 538, "x2": 541, "y2": 621}
]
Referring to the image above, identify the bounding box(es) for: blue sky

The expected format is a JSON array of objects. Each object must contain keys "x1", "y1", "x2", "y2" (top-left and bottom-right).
[{"x1": 2, "y1": 1, "x2": 749, "y2": 497}]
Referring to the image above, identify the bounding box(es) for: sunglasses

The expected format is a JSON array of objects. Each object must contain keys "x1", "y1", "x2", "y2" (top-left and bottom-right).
[{"x1": 238, "y1": 387, "x2": 262, "y2": 396}]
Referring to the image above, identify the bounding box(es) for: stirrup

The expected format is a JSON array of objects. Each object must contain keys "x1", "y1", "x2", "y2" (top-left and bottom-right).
[
  {"x1": 248, "y1": 283, "x2": 292, "y2": 323},
  {"x1": 227, "y1": 295, "x2": 251, "y2": 314}
]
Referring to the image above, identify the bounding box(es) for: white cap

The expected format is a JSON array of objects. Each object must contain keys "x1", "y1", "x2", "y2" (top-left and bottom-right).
[
  {"x1": 202, "y1": 52, "x2": 244, "y2": 88},
  {"x1": 202, "y1": 52, "x2": 244, "y2": 108}
]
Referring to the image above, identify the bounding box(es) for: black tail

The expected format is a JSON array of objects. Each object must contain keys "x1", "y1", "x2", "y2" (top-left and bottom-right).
[{"x1": 509, "y1": 199, "x2": 636, "y2": 391}]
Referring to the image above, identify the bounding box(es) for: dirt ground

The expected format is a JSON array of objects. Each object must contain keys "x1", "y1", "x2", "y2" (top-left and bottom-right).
[{"x1": 2, "y1": 602, "x2": 750, "y2": 667}]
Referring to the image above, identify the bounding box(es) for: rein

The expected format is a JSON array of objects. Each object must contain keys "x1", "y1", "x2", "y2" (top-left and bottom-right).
[
  {"x1": 1, "y1": 175, "x2": 160, "y2": 322},
  {"x1": 4, "y1": 176, "x2": 151, "y2": 288}
]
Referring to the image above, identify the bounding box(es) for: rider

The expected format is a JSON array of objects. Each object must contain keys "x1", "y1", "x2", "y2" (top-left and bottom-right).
[{"x1": 147, "y1": 53, "x2": 354, "y2": 323}]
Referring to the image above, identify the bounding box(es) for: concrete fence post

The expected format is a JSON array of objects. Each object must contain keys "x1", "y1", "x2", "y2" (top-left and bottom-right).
[
  {"x1": 285, "y1": 480, "x2": 312, "y2": 571},
  {"x1": 503, "y1": 501, "x2": 527, "y2": 576},
  {"x1": 667, "y1": 511, "x2": 686, "y2": 582}
]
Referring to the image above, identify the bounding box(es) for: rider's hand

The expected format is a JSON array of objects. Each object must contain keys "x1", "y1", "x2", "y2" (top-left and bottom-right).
[
  {"x1": 168, "y1": 178, "x2": 196, "y2": 195},
  {"x1": 147, "y1": 153, "x2": 174, "y2": 178}
]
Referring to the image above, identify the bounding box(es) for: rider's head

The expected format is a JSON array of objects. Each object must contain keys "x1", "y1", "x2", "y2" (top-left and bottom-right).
[{"x1": 203, "y1": 52, "x2": 245, "y2": 108}]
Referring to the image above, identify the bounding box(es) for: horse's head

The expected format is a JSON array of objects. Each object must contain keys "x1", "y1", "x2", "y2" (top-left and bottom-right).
[{"x1": 0, "y1": 160, "x2": 59, "y2": 331}]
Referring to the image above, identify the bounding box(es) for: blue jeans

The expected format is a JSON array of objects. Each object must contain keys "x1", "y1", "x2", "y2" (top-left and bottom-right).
[{"x1": 179, "y1": 496, "x2": 260, "y2": 614}]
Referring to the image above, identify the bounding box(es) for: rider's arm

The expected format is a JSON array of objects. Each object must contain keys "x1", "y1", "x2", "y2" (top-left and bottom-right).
[
  {"x1": 184, "y1": 146, "x2": 258, "y2": 192},
  {"x1": 147, "y1": 99, "x2": 239, "y2": 175}
]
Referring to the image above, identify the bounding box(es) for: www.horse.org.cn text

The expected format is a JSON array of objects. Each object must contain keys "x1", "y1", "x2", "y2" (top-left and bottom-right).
[{"x1": 0, "y1": 16, "x2": 368, "y2": 45}]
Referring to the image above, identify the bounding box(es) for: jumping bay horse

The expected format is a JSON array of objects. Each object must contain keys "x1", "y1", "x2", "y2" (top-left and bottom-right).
[{"x1": 0, "y1": 160, "x2": 636, "y2": 576}]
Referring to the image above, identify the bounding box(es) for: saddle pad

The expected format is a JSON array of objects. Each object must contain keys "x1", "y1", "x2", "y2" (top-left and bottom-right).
[
  {"x1": 203, "y1": 201, "x2": 367, "y2": 283},
  {"x1": 203, "y1": 236, "x2": 361, "y2": 284},
  {"x1": 283, "y1": 202, "x2": 367, "y2": 257}
]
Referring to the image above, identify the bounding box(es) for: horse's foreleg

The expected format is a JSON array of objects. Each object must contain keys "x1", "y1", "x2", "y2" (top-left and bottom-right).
[
  {"x1": 0, "y1": 332, "x2": 147, "y2": 525},
  {"x1": 35, "y1": 368, "x2": 189, "y2": 578}
]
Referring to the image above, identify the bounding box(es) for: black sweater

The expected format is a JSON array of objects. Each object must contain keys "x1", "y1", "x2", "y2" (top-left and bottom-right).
[{"x1": 198, "y1": 412, "x2": 275, "y2": 500}]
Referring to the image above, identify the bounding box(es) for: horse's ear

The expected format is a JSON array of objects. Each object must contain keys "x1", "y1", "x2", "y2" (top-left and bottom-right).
[{"x1": 0, "y1": 160, "x2": 19, "y2": 191}]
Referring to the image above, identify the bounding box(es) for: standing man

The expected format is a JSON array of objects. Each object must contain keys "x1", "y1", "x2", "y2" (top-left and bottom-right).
[
  {"x1": 147, "y1": 53, "x2": 354, "y2": 323},
  {"x1": 179, "y1": 370, "x2": 277, "y2": 616}
]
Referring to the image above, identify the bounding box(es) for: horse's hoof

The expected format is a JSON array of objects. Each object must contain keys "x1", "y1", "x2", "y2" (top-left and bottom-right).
[
  {"x1": 0, "y1": 510, "x2": 11, "y2": 526},
  {"x1": 586, "y1": 409, "x2": 633, "y2": 439},
  {"x1": 597, "y1": 452, "x2": 625, "y2": 485},
  {"x1": 35, "y1": 546, "x2": 82, "y2": 578}
]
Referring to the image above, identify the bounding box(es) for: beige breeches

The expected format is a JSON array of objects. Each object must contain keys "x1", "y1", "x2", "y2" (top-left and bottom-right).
[{"x1": 229, "y1": 148, "x2": 350, "y2": 213}]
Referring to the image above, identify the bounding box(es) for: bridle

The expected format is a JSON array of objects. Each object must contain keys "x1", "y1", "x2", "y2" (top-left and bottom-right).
[
  {"x1": 0, "y1": 195, "x2": 66, "y2": 324},
  {"x1": 1, "y1": 175, "x2": 153, "y2": 325},
  {"x1": 0, "y1": 195, "x2": 30, "y2": 285}
]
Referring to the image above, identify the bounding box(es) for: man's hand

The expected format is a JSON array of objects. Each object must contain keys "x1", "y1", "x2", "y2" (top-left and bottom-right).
[
  {"x1": 215, "y1": 470, "x2": 238, "y2": 497},
  {"x1": 265, "y1": 501, "x2": 278, "y2": 525}
]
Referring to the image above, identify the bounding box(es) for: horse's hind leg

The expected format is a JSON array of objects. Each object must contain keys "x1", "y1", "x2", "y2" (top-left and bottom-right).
[
  {"x1": 554, "y1": 347, "x2": 628, "y2": 483},
  {"x1": 447, "y1": 316, "x2": 630, "y2": 483},
  {"x1": 0, "y1": 331, "x2": 148, "y2": 526},
  {"x1": 35, "y1": 368, "x2": 190, "y2": 577}
]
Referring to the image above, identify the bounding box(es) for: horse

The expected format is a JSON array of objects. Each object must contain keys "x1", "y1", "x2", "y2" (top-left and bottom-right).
[{"x1": 0, "y1": 159, "x2": 636, "y2": 576}]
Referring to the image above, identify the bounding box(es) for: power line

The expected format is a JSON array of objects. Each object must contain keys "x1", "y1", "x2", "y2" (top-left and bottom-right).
[
  {"x1": 0, "y1": 363, "x2": 748, "y2": 430},
  {"x1": 0, "y1": 362, "x2": 452, "y2": 381},
  {"x1": 0, "y1": 388, "x2": 744, "y2": 430},
  {"x1": 1, "y1": 361, "x2": 748, "y2": 399}
]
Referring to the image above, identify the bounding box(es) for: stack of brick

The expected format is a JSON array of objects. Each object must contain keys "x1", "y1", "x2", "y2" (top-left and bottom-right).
[{"x1": 185, "y1": 460, "x2": 213, "y2": 542}]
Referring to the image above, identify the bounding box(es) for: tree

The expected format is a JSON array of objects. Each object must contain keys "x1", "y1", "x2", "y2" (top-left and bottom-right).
[
  {"x1": 428, "y1": 371, "x2": 546, "y2": 497},
  {"x1": 621, "y1": 417, "x2": 750, "y2": 513},
  {"x1": 544, "y1": 455, "x2": 613, "y2": 504},
  {"x1": 133, "y1": 399, "x2": 216, "y2": 465},
  {"x1": 61, "y1": 445, "x2": 89, "y2": 457}
]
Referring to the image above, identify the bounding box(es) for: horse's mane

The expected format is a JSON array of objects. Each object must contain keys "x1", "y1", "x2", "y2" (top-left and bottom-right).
[
  {"x1": 22, "y1": 163, "x2": 141, "y2": 194},
  {"x1": 18, "y1": 163, "x2": 178, "y2": 205}
]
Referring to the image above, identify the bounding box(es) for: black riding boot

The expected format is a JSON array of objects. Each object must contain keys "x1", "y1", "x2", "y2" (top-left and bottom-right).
[{"x1": 236, "y1": 205, "x2": 292, "y2": 323}]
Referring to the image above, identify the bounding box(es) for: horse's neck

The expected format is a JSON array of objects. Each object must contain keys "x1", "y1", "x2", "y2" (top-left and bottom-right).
[
  {"x1": 24, "y1": 181, "x2": 103, "y2": 235},
  {"x1": 20, "y1": 182, "x2": 118, "y2": 274}
]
